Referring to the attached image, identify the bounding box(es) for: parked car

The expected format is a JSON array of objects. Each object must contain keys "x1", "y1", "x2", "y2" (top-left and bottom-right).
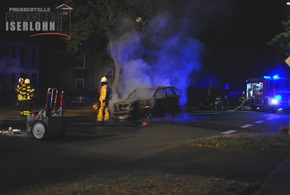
[
  {"x1": 199, "y1": 95, "x2": 224, "y2": 111},
  {"x1": 65, "y1": 90, "x2": 98, "y2": 106},
  {"x1": 113, "y1": 86, "x2": 182, "y2": 120}
]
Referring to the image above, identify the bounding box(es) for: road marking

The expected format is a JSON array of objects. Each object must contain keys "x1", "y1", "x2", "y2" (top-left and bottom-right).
[
  {"x1": 221, "y1": 130, "x2": 237, "y2": 135},
  {"x1": 240, "y1": 124, "x2": 252, "y2": 128},
  {"x1": 255, "y1": 120, "x2": 264, "y2": 124},
  {"x1": 266, "y1": 116, "x2": 280, "y2": 120}
]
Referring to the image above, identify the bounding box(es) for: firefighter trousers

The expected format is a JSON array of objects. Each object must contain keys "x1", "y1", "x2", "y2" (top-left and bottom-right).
[
  {"x1": 97, "y1": 101, "x2": 109, "y2": 122},
  {"x1": 18, "y1": 100, "x2": 25, "y2": 116},
  {"x1": 23, "y1": 100, "x2": 32, "y2": 116}
]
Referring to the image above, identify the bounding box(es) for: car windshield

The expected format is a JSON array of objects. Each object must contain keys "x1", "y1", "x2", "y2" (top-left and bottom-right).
[{"x1": 127, "y1": 88, "x2": 155, "y2": 100}]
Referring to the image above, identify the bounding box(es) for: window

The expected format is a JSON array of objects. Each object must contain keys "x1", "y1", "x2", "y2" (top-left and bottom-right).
[
  {"x1": 173, "y1": 88, "x2": 181, "y2": 96},
  {"x1": 75, "y1": 78, "x2": 85, "y2": 89},
  {"x1": 0, "y1": 45, "x2": 9, "y2": 59},
  {"x1": 165, "y1": 88, "x2": 175, "y2": 97},
  {"x1": 20, "y1": 46, "x2": 25, "y2": 67},
  {"x1": 3, "y1": 46, "x2": 9, "y2": 57},
  {"x1": 0, "y1": 45, "x2": 3, "y2": 58},
  {"x1": 12, "y1": 46, "x2": 16, "y2": 58},
  {"x1": 11, "y1": 73, "x2": 16, "y2": 87},
  {"x1": 0, "y1": 73, "x2": 3, "y2": 88},
  {"x1": 20, "y1": 73, "x2": 27, "y2": 79},
  {"x1": 76, "y1": 57, "x2": 85, "y2": 69},
  {"x1": 155, "y1": 88, "x2": 165, "y2": 98},
  {"x1": 31, "y1": 73, "x2": 37, "y2": 87},
  {"x1": 31, "y1": 46, "x2": 36, "y2": 68}
]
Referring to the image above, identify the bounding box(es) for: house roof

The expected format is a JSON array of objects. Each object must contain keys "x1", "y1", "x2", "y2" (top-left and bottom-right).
[{"x1": 55, "y1": 4, "x2": 73, "y2": 10}]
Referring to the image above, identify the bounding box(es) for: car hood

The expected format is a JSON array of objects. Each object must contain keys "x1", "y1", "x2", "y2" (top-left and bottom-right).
[
  {"x1": 114, "y1": 99, "x2": 136, "y2": 105},
  {"x1": 114, "y1": 97, "x2": 153, "y2": 106}
]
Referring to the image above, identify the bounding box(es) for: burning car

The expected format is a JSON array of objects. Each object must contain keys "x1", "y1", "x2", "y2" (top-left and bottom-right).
[{"x1": 113, "y1": 86, "x2": 182, "y2": 120}]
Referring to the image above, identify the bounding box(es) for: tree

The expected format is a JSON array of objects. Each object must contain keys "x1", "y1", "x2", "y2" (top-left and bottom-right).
[
  {"x1": 268, "y1": 16, "x2": 290, "y2": 58},
  {"x1": 60, "y1": 0, "x2": 153, "y2": 97}
]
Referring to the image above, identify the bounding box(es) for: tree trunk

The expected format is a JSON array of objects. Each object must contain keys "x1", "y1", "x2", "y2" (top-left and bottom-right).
[{"x1": 111, "y1": 56, "x2": 121, "y2": 100}]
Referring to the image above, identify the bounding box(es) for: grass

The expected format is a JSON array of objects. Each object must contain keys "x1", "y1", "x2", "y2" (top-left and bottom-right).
[
  {"x1": 4, "y1": 171, "x2": 251, "y2": 195},
  {"x1": 188, "y1": 133, "x2": 290, "y2": 150}
]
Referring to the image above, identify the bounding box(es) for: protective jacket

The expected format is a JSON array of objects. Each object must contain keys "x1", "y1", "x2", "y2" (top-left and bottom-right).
[
  {"x1": 16, "y1": 84, "x2": 24, "y2": 101},
  {"x1": 25, "y1": 84, "x2": 35, "y2": 100},
  {"x1": 99, "y1": 84, "x2": 110, "y2": 104},
  {"x1": 19, "y1": 84, "x2": 27, "y2": 100},
  {"x1": 21, "y1": 83, "x2": 35, "y2": 116}
]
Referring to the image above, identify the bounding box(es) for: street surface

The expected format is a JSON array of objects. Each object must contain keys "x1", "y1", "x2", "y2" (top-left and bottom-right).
[{"x1": 0, "y1": 110, "x2": 289, "y2": 194}]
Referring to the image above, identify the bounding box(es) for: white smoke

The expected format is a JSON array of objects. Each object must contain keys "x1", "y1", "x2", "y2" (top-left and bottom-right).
[
  {"x1": 108, "y1": 13, "x2": 203, "y2": 106},
  {"x1": 108, "y1": 0, "x2": 232, "y2": 106}
]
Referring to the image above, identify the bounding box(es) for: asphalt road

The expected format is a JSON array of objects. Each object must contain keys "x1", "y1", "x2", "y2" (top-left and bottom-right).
[{"x1": 0, "y1": 110, "x2": 289, "y2": 194}]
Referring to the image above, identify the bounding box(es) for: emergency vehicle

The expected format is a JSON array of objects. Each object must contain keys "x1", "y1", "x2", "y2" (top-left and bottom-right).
[{"x1": 246, "y1": 74, "x2": 290, "y2": 112}]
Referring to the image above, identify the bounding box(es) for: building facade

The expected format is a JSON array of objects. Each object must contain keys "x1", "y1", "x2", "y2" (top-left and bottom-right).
[{"x1": 0, "y1": 41, "x2": 39, "y2": 106}]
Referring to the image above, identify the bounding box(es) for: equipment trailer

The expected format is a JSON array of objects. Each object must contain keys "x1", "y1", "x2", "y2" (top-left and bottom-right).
[{"x1": 27, "y1": 88, "x2": 66, "y2": 140}]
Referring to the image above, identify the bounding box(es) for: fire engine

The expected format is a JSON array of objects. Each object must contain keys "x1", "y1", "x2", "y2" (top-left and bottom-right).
[{"x1": 246, "y1": 74, "x2": 290, "y2": 112}]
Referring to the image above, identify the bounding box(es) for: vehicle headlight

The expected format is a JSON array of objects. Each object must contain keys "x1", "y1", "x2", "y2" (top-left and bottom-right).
[
  {"x1": 270, "y1": 95, "x2": 282, "y2": 105},
  {"x1": 271, "y1": 99, "x2": 279, "y2": 105}
]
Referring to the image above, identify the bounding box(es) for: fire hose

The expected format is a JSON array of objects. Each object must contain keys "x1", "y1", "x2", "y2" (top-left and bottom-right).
[{"x1": 227, "y1": 98, "x2": 251, "y2": 111}]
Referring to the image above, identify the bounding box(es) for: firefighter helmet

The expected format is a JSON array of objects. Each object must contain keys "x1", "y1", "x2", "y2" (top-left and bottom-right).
[
  {"x1": 24, "y1": 78, "x2": 30, "y2": 84},
  {"x1": 18, "y1": 78, "x2": 24, "y2": 83},
  {"x1": 101, "y1": 77, "x2": 107, "y2": 83}
]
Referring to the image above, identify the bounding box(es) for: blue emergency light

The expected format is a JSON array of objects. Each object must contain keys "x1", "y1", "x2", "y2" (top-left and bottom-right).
[
  {"x1": 273, "y1": 74, "x2": 280, "y2": 80},
  {"x1": 274, "y1": 95, "x2": 282, "y2": 101},
  {"x1": 263, "y1": 74, "x2": 281, "y2": 80},
  {"x1": 263, "y1": 76, "x2": 271, "y2": 79}
]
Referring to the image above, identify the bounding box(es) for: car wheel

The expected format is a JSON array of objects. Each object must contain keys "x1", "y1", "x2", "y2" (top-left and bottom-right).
[{"x1": 31, "y1": 121, "x2": 47, "y2": 140}]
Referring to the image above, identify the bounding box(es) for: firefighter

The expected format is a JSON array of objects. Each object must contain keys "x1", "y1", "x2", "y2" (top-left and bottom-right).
[
  {"x1": 22, "y1": 78, "x2": 35, "y2": 116},
  {"x1": 239, "y1": 91, "x2": 246, "y2": 110},
  {"x1": 15, "y1": 78, "x2": 25, "y2": 116},
  {"x1": 97, "y1": 76, "x2": 111, "y2": 123}
]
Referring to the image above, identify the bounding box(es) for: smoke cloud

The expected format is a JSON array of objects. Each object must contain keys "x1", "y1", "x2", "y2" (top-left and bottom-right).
[{"x1": 108, "y1": 0, "x2": 231, "y2": 107}]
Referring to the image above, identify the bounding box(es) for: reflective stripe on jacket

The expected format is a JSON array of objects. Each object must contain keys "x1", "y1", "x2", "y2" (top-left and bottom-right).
[
  {"x1": 16, "y1": 84, "x2": 24, "y2": 101},
  {"x1": 26, "y1": 84, "x2": 35, "y2": 100},
  {"x1": 19, "y1": 84, "x2": 27, "y2": 100}
]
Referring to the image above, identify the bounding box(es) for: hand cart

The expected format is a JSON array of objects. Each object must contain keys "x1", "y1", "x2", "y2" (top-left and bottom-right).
[{"x1": 27, "y1": 88, "x2": 66, "y2": 140}]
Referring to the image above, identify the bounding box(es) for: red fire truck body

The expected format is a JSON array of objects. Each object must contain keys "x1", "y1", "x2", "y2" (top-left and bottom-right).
[{"x1": 246, "y1": 75, "x2": 290, "y2": 112}]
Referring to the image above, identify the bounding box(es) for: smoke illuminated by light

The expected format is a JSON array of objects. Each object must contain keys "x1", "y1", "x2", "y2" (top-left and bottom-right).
[{"x1": 108, "y1": 13, "x2": 203, "y2": 107}]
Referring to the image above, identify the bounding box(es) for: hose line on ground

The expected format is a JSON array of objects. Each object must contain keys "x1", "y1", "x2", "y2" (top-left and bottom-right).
[{"x1": 227, "y1": 98, "x2": 251, "y2": 111}]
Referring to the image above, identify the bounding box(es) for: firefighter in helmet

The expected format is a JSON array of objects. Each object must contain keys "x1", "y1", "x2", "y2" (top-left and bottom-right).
[
  {"x1": 97, "y1": 76, "x2": 111, "y2": 123},
  {"x1": 239, "y1": 91, "x2": 246, "y2": 110},
  {"x1": 22, "y1": 78, "x2": 35, "y2": 116},
  {"x1": 16, "y1": 78, "x2": 25, "y2": 116}
]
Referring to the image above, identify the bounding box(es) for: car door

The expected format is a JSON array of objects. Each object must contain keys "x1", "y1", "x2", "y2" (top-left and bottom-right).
[
  {"x1": 165, "y1": 87, "x2": 180, "y2": 114},
  {"x1": 153, "y1": 88, "x2": 166, "y2": 116}
]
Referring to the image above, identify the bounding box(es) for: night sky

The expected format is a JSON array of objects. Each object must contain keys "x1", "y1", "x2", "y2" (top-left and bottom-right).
[
  {"x1": 197, "y1": 0, "x2": 287, "y2": 77},
  {"x1": 0, "y1": 0, "x2": 288, "y2": 78}
]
